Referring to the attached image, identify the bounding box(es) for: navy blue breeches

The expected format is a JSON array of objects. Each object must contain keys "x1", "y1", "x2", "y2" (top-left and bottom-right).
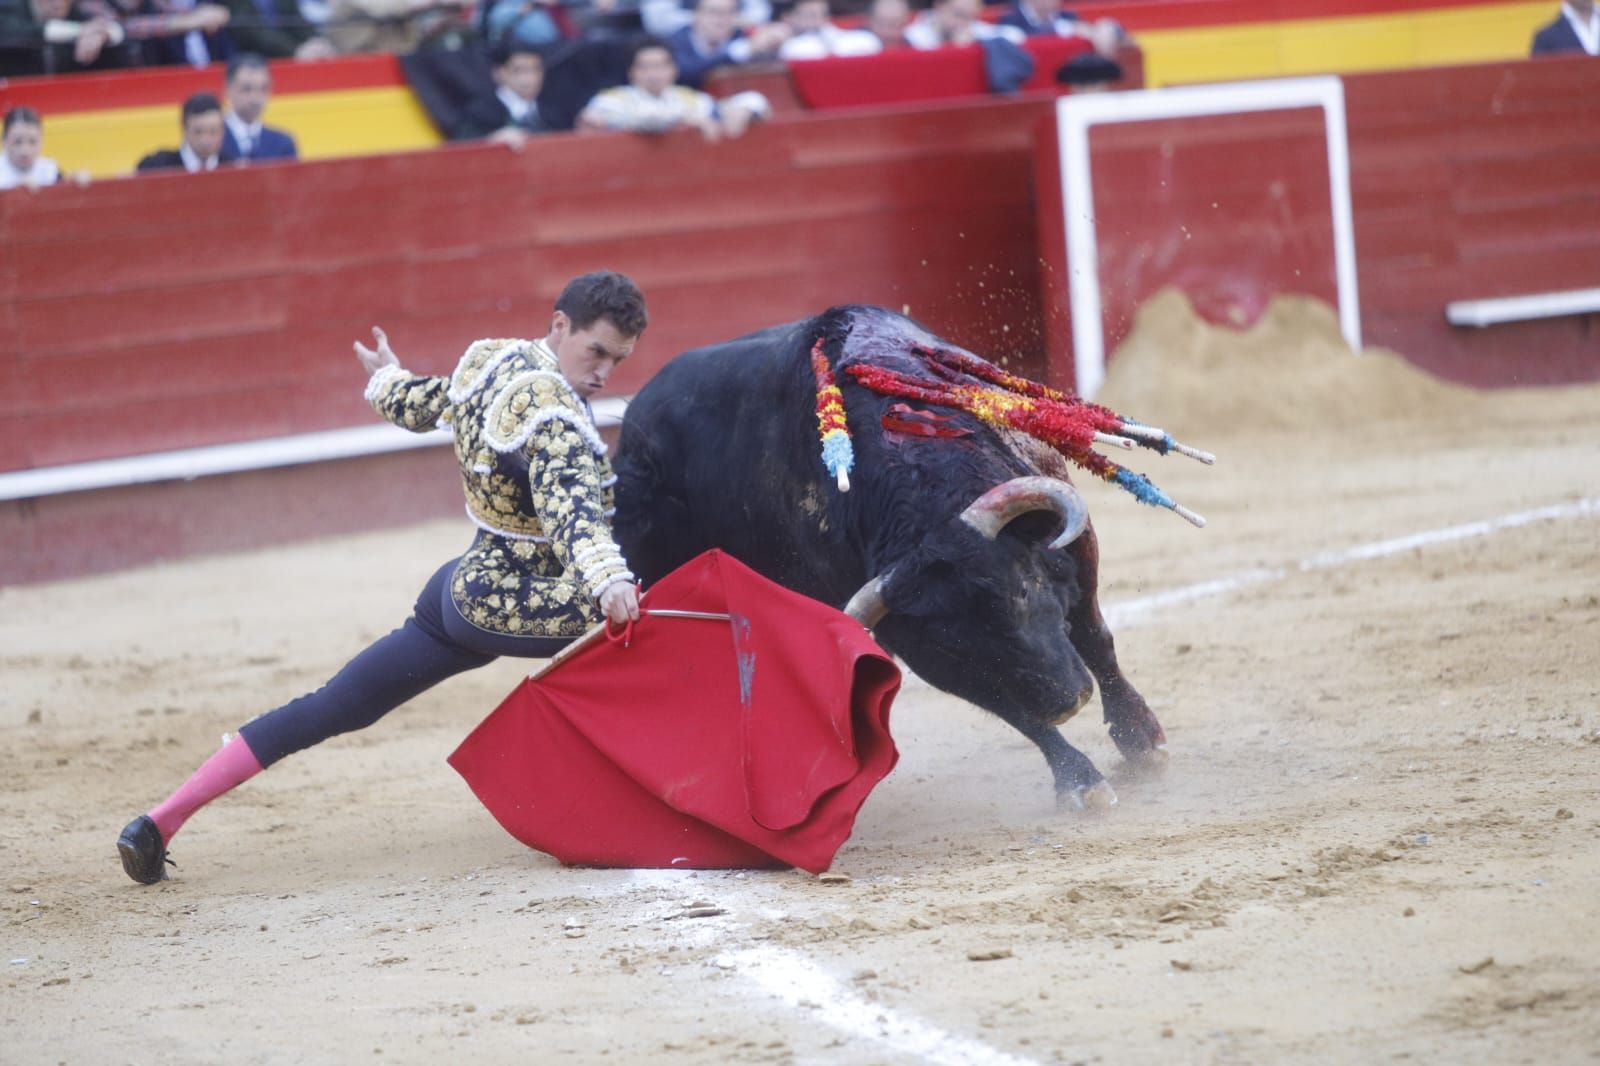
[{"x1": 237, "y1": 560, "x2": 574, "y2": 767}]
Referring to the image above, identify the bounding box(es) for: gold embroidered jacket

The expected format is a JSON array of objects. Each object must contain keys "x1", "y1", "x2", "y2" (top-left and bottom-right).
[{"x1": 364, "y1": 338, "x2": 633, "y2": 639}]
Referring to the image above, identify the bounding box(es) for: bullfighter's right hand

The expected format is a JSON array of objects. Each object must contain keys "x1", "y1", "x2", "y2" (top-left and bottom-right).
[
  {"x1": 600, "y1": 582, "x2": 641, "y2": 625},
  {"x1": 354, "y1": 326, "x2": 400, "y2": 377}
]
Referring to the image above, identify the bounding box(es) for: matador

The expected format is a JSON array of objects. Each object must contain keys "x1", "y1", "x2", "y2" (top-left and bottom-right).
[{"x1": 117, "y1": 271, "x2": 647, "y2": 884}]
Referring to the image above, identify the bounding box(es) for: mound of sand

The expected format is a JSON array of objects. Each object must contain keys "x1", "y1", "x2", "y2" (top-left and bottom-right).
[{"x1": 1098, "y1": 289, "x2": 1488, "y2": 436}]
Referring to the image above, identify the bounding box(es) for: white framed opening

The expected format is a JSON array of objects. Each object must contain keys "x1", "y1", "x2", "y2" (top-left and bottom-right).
[{"x1": 1055, "y1": 76, "x2": 1362, "y2": 399}]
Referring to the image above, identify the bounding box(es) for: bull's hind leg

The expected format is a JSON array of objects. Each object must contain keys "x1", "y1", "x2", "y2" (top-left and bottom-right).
[
  {"x1": 1007, "y1": 717, "x2": 1118, "y2": 811},
  {"x1": 1066, "y1": 525, "x2": 1169, "y2": 772}
]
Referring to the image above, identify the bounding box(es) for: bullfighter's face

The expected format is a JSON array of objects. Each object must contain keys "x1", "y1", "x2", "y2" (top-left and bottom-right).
[{"x1": 548, "y1": 311, "x2": 637, "y2": 398}]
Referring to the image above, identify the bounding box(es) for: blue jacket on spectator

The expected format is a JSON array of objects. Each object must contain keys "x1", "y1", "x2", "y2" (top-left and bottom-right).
[
  {"x1": 998, "y1": 1, "x2": 1083, "y2": 38},
  {"x1": 666, "y1": 24, "x2": 749, "y2": 89},
  {"x1": 223, "y1": 123, "x2": 298, "y2": 162},
  {"x1": 1531, "y1": 12, "x2": 1598, "y2": 55}
]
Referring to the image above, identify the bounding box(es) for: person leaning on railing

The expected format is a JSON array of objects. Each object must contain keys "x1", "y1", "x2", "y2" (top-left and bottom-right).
[
  {"x1": 322, "y1": 0, "x2": 474, "y2": 52},
  {"x1": 0, "y1": 0, "x2": 140, "y2": 74},
  {"x1": 218, "y1": 0, "x2": 335, "y2": 57}
]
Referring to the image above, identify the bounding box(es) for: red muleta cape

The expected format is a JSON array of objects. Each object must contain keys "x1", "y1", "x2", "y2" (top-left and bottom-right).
[{"x1": 448, "y1": 549, "x2": 901, "y2": 874}]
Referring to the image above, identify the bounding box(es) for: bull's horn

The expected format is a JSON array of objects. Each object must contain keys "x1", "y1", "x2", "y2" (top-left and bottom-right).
[
  {"x1": 959, "y1": 476, "x2": 1089, "y2": 550},
  {"x1": 843, "y1": 573, "x2": 890, "y2": 628}
]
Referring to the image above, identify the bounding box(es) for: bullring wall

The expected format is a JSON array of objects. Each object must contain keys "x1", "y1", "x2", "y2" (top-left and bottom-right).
[{"x1": 3, "y1": 55, "x2": 1596, "y2": 582}]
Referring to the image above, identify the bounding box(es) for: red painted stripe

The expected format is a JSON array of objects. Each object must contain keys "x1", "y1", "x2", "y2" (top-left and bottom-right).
[{"x1": 0, "y1": 54, "x2": 404, "y2": 117}]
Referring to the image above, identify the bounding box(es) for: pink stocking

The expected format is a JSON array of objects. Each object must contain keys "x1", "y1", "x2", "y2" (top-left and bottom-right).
[{"x1": 148, "y1": 736, "x2": 264, "y2": 843}]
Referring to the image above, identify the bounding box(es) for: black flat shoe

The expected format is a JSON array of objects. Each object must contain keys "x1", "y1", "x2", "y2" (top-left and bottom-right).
[{"x1": 117, "y1": 815, "x2": 174, "y2": 885}]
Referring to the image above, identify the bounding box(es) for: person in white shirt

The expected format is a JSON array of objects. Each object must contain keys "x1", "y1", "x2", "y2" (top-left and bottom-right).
[
  {"x1": 135, "y1": 93, "x2": 233, "y2": 174},
  {"x1": 777, "y1": 0, "x2": 880, "y2": 60},
  {"x1": 641, "y1": 0, "x2": 770, "y2": 36},
  {"x1": 222, "y1": 54, "x2": 300, "y2": 162},
  {"x1": 905, "y1": 0, "x2": 1024, "y2": 49},
  {"x1": 1, "y1": 108, "x2": 63, "y2": 191},
  {"x1": 579, "y1": 36, "x2": 770, "y2": 141}
]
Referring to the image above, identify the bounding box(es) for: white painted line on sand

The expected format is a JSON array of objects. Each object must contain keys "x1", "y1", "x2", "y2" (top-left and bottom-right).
[
  {"x1": 625, "y1": 871, "x2": 1041, "y2": 1065},
  {"x1": 729, "y1": 947, "x2": 1044, "y2": 1066},
  {"x1": 1104, "y1": 497, "x2": 1599, "y2": 629}
]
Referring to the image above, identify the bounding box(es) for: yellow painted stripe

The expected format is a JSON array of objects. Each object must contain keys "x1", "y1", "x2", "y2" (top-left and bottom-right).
[
  {"x1": 1137, "y1": 1, "x2": 1554, "y2": 86},
  {"x1": 47, "y1": 87, "x2": 442, "y2": 179}
]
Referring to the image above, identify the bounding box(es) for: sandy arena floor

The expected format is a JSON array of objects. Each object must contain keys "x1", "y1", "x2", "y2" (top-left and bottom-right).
[{"x1": 3, "y1": 295, "x2": 1598, "y2": 1064}]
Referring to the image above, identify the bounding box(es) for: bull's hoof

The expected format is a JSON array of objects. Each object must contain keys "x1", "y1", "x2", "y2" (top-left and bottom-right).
[
  {"x1": 1120, "y1": 743, "x2": 1170, "y2": 778},
  {"x1": 1057, "y1": 780, "x2": 1117, "y2": 813}
]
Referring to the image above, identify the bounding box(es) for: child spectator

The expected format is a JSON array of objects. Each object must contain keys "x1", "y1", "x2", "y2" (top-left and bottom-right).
[
  {"x1": 777, "y1": 0, "x2": 878, "y2": 59},
  {"x1": 223, "y1": 53, "x2": 299, "y2": 161},
  {"x1": 905, "y1": 0, "x2": 1023, "y2": 48},
  {"x1": 579, "y1": 34, "x2": 769, "y2": 140},
  {"x1": 1, "y1": 107, "x2": 61, "y2": 189},
  {"x1": 666, "y1": 0, "x2": 787, "y2": 88},
  {"x1": 219, "y1": 0, "x2": 335, "y2": 58},
  {"x1": 1531, "y1": 0, "x2": 1598, "y2": 54},
  {"x1": 136, "y1": 91, "x2": 235, "y2": 172},
  {"x1": 455, "y1": 41, "x2": 554, "y2": 144}
]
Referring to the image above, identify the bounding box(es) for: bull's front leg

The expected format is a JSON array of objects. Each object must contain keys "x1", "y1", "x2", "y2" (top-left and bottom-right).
[
  {"x1": 1005, "y1": 716, "x2": 1118, "y2": 811},
  {"x1": 1066, "y1": 525, "x2": 1169, "y2": 773}
]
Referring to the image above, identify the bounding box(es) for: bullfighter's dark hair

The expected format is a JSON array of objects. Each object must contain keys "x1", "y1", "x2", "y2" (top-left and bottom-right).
[
  {"x1": 181, "y1": 93, "x2": 224, "y2": 125},
  {"x1": 626, "y1": 34, "x2": 674, "y2": 70},
  {"x1": 225, "y1": 53, "x2": 270, "y2": 85},
  {"x1": 4, "y1": 106, "x2": 41, "y2": 135},
  {"x1": 556, "y1": 271, "x2": 649, "y2": 337}
]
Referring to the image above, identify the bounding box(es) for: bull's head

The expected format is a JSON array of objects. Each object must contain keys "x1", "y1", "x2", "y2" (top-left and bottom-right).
[{"x1": 843, "y1": 475, "x2": 1097, "y2": 722}]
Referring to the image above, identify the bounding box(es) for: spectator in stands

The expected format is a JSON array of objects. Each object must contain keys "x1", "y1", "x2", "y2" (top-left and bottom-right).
[
  {"x1": 905, "y1": 0, "x2": 1022, "y2": 49},
  {"x1": 324, "y1": 0, "x2": 473, "y2": 54},
  {"x1": 1531, "y1": 0, "x2": 1598, "y2": 55},
  {"x1": 482, "y1": 0, "x2": 561, "y2": 49},
  {"x1": 579, "y1": 34, "x2": 769, "y2": 139},
  {"x1": 641, "y1": 0, "x2": 766, "y2": 37},
  {"x1": 116, "y1": 0, "x2": 235, "y2": 67},
  {"x1": 220, "y1": 0, "x2": 335, "y2": 58},
  {"x1": 0, "y1": 0, "x2": 138, "y2": 75},
  {"x1": 999, "y1": 0, "x2": 1123, "y2": 56},
  {"x1": 454, "y1": 40, "x2": 553, "y2": 143},
  {"x1": 667, "y1": 0, "x2": 788, "y2": 88},
  {"x1": 777, "y1": 0, "x2": 878, "y2": 59},
  {"x1": 223, "y1": 53, "x2": 299, "y2": 161},
  {"x1": 136, "y1": 91, "x2": 235, "y2": 172},
  {"x1": 863, "y1": 0, "x2": 908, "y2": 49},
  {"x1": 2, "y1": 107, "x2": 59, "y2": 188}
]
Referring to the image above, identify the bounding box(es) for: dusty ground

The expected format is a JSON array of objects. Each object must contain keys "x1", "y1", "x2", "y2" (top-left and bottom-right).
[{"x1": 3, "y1": 294, "x2": 1598, "y2": 1065}]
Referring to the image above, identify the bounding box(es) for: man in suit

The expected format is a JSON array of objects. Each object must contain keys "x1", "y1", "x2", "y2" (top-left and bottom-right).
[
  {"x1": 454, "y1": 40, "x2": 552, "y2": 144},
  {"x1": 1532, "y1": 0, "x2": 1598, "y2": 55},
  {"x1": 998, "y1": 0, "x2": 1122, "y2": 56},
  {"x1": 136, "y1": 91, "x2": 237, "y2": 172},
  {"x1": 222, "y1": 52, "x2": 299, "y2": 161}
]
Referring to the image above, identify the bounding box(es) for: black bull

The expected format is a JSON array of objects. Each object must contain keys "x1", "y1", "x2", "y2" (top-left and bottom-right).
[{"x1": 612, "y1": 306, "x2": 1168, "y2": 809}]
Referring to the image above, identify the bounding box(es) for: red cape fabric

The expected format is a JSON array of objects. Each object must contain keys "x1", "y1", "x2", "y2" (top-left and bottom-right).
[{"x1": 448, "y1": 550, "x2": 902, "y2": 874}]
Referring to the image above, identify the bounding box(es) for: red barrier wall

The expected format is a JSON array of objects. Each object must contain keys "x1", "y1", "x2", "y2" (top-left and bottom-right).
[{"x1": 0, "y1": 94, "x2": 1055, "y2": 479}]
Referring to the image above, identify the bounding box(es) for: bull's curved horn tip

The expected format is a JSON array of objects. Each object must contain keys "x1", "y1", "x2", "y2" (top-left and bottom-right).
[
  {"x1": 837, "y1": 469, "x2": 851, "y2": 493},
  {"x1": 1172, "y1": 504, "x2": 1206, "y2": 528}
]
